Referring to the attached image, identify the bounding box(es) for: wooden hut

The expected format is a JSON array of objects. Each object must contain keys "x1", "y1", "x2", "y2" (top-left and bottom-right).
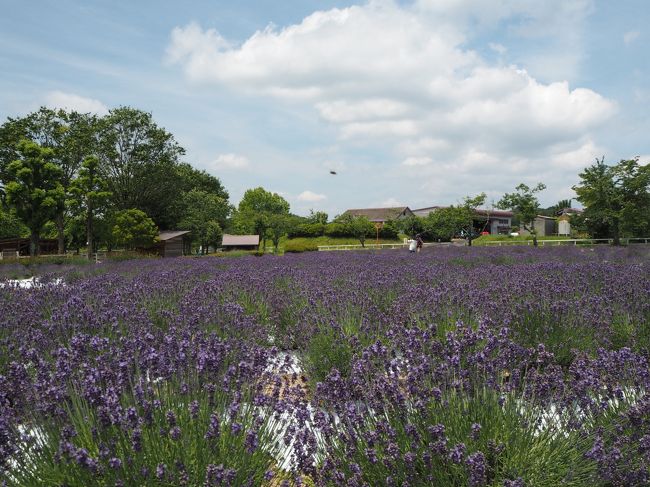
[
  {"x1": 156, "y1": 231, "x2": 191, "y2": 258},
  {"x1": 221, "y1": 234, "x2": 259, "y2": 251},
  {"x1": 0, "y1": 237, "x2": 58, "y2": 257}
]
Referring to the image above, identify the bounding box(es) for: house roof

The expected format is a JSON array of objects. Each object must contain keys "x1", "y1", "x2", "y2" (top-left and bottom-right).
[
  {"x1": 412, "y1": 207, "x2": 513, "y2": 218},
  {"x1": 341, "y1": 207, "x2": 412, "y2": 222},
  {"x1": 222, "y1": 234, "x2": 260, "y2": 246},
  {"x1": 158, "y1": 230, "x2": 191, "y2": 241}
]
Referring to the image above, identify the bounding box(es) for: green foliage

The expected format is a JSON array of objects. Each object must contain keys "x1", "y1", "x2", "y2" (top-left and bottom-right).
[
  {"x1": 68, "y1": 155, "x2": 112, "y2": 256},
  {"x1": 572, "y1": 157, "x2": 650, "y2": 243},
  {"x1": 268, "y1": 213, "x2": 290, "y2": 252},
  {"x1": 97, "y1": 107, "x2": 185, "y2": 229},
  {"x1": 8, "y1": 379, "x2": 283, "y2": 486},
  {"x1": 326, "y1": 386, "x2": 602, "y2": 486},
  {"x1": 232, "y1": 187, "x2": 290, "y2": 248},
  {"x1": 179, "y1": 189, "x2": 230, "y2": 253},
  {"x1": 498, "y1": 183, "x2": 546, "y2": 246},
  {"x1": 205, "y1": 221, "x2": 223, "y2": 251},
  {"x1": 379, "y1": 219, "x2": 399, "y2": 239},
  {"x1": 0, "y1": 207, "x2": 28, "y2": 238},
  {"x1": 306, "y1": 209, "x2": 328, "y2": 224},
  {"x1": 304, "y1": 328, "x2": 353, "y2": 389},
  {"x1": 112, "y1": 208, "x2": 158, "y2": 249},
  {"x1": 4, "y1": 140, "x2": 65, "y2": 256},
  {"x1": 284, "y1": 240, "x2": 320, "y2": 253},
  {"x1": 338, "y1": 214, "x2": 374, "y2": 247},
  {"x1": 423, "y1": 194, "x2": 486, "y2": 245},
  {"x1": 397, "y1": 215, "x2": 424, "y2": 237}
]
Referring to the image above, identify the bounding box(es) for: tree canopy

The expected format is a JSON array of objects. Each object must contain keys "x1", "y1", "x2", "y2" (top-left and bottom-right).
[
  {"x1": 572, "y1": 157, "x2": 650, "y2": 244},
  {"x1": 497, "y1": 183, "x2": 546, "y2": 246},
  {"x1": 4, "y1": 140, "x2": 65, "y2": 255}
]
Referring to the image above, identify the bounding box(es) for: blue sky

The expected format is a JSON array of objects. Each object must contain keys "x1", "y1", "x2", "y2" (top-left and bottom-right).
[{"x1": 1, "y1": 0, "x2": 649, "y2": 216}]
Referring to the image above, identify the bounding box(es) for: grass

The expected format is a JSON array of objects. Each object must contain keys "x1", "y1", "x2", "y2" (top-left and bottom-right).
[{"x1": 473, "y1": 235, "x2": 573, "y2": 246}]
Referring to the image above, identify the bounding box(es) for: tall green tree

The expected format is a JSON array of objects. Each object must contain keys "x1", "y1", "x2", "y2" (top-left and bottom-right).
[
  {"x1": 398, "y1": 215, "x2": 425, "y2": 238},
  {"x1": 268, "y1": 213, "x2": 290, "y2": 253},
  {"x1": 112, "y1": 208, "x2": 158, "y2": 250},
  {"x1": 497, "y1": 183, "x2": 546, "y2": 246},
  {"x1": 0, "y1": 108, "x2": 98, "y2": 252},
  {"x1": 178, "y1": 189, "x2": 230, "y2": 253},
  {"x1": 4, "y1": 140, "x2": 65, "y2": 256},
  {"x1": 339, "y1": 214, "x2": 374, "y2": 247},
  {"x1": 233, "y1": 187, "x2": 290, "y2": 250},
  {"x1": 97, "y1": 107, "x2": 184, "y2": 229},
  {"x1": 572, "y1": 157, "x2": 650, "y2": 244},
  {"x1": 68, "y1": 156, "x2": 112, "y2": 258},
  {"x1": 423, "y1": 194, "x2": 486, "y2": 246}
]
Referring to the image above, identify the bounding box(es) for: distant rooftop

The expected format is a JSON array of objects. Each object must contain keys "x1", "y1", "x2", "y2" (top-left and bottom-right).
[
  {"x1": 412, "y1": 206, "x2": 513, "y2": 218},
  {"x1": 341, "y1": 207, "x2": 412, "y2": 222},
  {"x1": 222, "y1": 234, "x2": 260, "y2": 246},
  {"x1": 158, "y1": 230, "x2": 190, "y2": 241}
]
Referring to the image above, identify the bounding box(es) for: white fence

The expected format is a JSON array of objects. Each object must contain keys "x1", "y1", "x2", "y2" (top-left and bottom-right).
[
  {"x1": 483, "y1": 237, "x2": 650, "y2": 247},
  {"x1": 318, "y1": 238, "x2": 650, "y2": 251},
  {"x1": 318, "y1": 242, "x2": 440, "y2": 251}
]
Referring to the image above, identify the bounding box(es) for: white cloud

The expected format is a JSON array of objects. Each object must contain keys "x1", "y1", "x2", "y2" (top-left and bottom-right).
[
  {"x1": 210, "y1": 153, "x2": 249, "y2": 169},
  {"x1": 167, "y1": 1, "x2": 615, "y2": 208},
  {"x1": 624, "y1": 30, "x2": 640, "y2": 45},
  {"x1": 44, "y1": 91, "x2": 108, "y2": 115},
  {"x1": 402, "y1": 156, "x2": 432, "y2": 166},
  {"x1": 489, "y1": 42, "x2": 507, "y2": 55},
  {"x1": 297, "y1": 190, "x2": 327, "y2": 202}
]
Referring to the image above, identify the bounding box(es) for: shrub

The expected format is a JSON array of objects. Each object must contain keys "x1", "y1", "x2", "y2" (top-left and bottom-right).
[{"x1": 284, "y1": 240, "x2": 319, "y2": 253}]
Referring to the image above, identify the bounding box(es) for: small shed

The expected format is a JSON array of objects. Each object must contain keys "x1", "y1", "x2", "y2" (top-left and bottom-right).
[
  {"x1": 157, "y1": 231, "x2": 191, "y2": 258},
  {"x1": 533, "y1": 216, "x2": 556, "y2": 237},
  {"x1": 221, "y1": 234, "x2": 259, "y2": 251},
  {"x1": 0, "y1": 237, "x2": 58, "y2": 257}
]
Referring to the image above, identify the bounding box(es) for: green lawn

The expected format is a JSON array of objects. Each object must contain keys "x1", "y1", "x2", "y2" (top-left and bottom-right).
[{"x1": 473, "y1": 234, "x2": 573, "y2": 246}]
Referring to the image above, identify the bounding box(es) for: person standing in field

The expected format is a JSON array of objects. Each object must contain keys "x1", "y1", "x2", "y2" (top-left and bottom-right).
[
  {"x1": 408, "y1": 237, "x2": 417, "y2": 253},
  {"x1": 416, "y1": 234, "x2": 424, "y2": 253}
]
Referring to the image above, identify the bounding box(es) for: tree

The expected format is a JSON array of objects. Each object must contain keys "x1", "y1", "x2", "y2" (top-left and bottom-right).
[
  {"x1": 0, "y1": 207, "x2": 28, "y2": 239},
  {"x1": 340, "y1": 214, "x2": 374, "y2": 247},
  {"x1": 0, "y1": 108, "x2": 98, "y2": 253},
  {"x1": 4, "y1": 140, "x2": 64, "y2": 256},
  {"x1": 112, "y1": 209, "x2": 158, "y2": 250},
  {"x1": 97, "y1": 107, "x2": 185, "y2": 229},
  {"x1": 423, "y1": 193, "x2": 486, "y2": 246},
  {"x1": 178, "y1": 189, "x2": 230, "y2": 253},
  {"x1": 497, "y1": 183, "x2": 546, "y2": 246},
  {"x1": 233, "y1": 187, "x2": 290, "y2": 250},
  {"x1": 572, "y1": 157, "x2": 650, "y2": 244},
  {"x1": 68, "y1": 156, "x2": 112, "y2": 258},
  {"x1": 398, "y1": 215, "x2": 424, "y2": 238},
  {"x1": 268, "y1": 214, "x2": 290, "y2": 253},
  {"x1": 205, "y1": 221, "x2": 223, "y2": 252},
  {"x1": 306, "y1": 210, "x2": 328, "y2": 225}
]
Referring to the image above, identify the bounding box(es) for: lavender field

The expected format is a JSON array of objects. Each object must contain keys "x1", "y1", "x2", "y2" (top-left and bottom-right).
[{"x1": 1, "y1": 246, "x2": 650, "y2": 486}]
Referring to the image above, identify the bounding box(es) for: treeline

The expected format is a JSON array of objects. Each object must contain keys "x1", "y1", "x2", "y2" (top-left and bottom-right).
[
  {"x1": 0, "y1": 107, "x2": 230, "y2": 256},
  {"x1": 1, "y1": 107, "x2": 649, "y2": 256}
]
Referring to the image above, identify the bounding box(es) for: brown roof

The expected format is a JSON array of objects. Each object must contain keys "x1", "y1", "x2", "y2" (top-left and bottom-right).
[
  {"x1": 222, "y1": 234, "x2": 260, "y2": 246},
  {"x1": 412, "y1": 207, "x2": 513, "y2": 218},
  {"x1": 341, "y1": 207, "x2": 412, "y2": 222},
  {"x1": 158, "y1": 230, "x2": 191, "y2": 241}
]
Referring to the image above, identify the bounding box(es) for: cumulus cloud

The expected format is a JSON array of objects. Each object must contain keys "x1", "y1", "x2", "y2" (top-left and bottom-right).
[
  {"x1": 211, "y1": 153, "x2": 249, "y2": 169},
  {"x1": 297, "y1": 190, "x2": 327, "y2": 202},
  {"x1": 44, "y1": 91, "x2": 108, "y2": 115},
  {"x1": 167, "y1": 0, "x2": 615, "y2": 205}
]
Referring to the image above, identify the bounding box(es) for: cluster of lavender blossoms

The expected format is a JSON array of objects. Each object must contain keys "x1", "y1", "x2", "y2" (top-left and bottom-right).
[{"x1": 0, "y1": 245, "x2": 649, "y2": 485}]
